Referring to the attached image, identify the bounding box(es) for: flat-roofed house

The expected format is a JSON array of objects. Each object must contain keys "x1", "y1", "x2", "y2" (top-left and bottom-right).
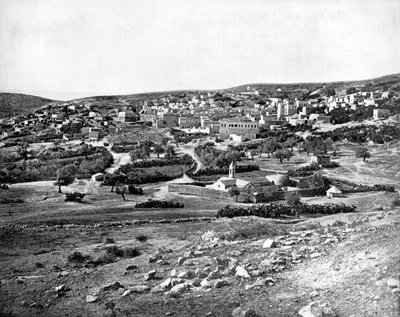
[{"x1": 219, "y1": 117, "x2": 259, "y2": 140}]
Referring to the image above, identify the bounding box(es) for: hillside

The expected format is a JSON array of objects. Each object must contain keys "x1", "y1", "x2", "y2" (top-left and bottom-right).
[{"x1": 0, "y1": 93, "x2": 56, "y2": 118}]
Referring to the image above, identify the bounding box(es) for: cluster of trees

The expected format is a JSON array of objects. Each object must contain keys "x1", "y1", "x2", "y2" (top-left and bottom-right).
[
  {"x1": 128, "y1": 141, "x2": 176, "y2": 163},
  {"x1": 195, "y1": 143, "x2": 242, "y2": 168},
  {"x1": 302, "y1": 136, "x2": 334, "y2": 155},
  {"x1": 315, "y1": 124, "x2": 400, "y2": 144},
  {"x1": 170, "y1": 129, "x2": 205, "y2": 143},
  {"x1": 0, "y1": 146, "x2": 113, "y2": 184}
]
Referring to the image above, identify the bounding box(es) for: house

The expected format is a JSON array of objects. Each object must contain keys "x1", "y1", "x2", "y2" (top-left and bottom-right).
[
  {"x1": 373, "y1": 109, "x2": 390, "y2": 120},
  {"x1": 219, "y1": 117, "x2": 259, "y2": 140},
  {"x1": 178, "y1": 116, "x2": 201, "y2": 128},
  {"x1": 310, "y1": 154, "x2": 331, "y2": 167},
  {"x1": 326, "y1": 186, "x2": 342, "y2": 198}
]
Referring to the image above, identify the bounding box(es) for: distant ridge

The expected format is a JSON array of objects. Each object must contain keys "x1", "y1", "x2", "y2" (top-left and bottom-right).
[{"x1": 1, "y1": 73, "x2": 399, "y2": 117}]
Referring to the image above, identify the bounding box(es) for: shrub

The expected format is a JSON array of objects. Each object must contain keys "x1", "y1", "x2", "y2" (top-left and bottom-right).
[
  {"x1": 104, "y1": 237, "x2": 115, "y2": 244},
  {"x1": 279, "y1": 175, "x2": 297, "y2": 187},
  {"x1": 123, "y1": 247, "x2": 140, "y2": 258},
  {"x1": 65, "y1": 192, "x2": 85, "y2": 202},
  {"x1": 68, "y1": 251, "x2": 90, "y2": 263},
  {"x1": 193, "y1": 164, "x2": 259, "y2": 176},
  {"x1": 135, "y1": 199, "x2": 184, "y2": 208},
  {"x1": 128, "y1": 185, "x2": 143, "y2": 195},
  {"x1": 136, "y1": 234, "x2": 148, "y2": 243},
  {"x1": 105, "y1": 245, "x2": 124, "y2": 258},
  {"x1": 286, "y1": 192, "x2": 301, "y2": 206}
]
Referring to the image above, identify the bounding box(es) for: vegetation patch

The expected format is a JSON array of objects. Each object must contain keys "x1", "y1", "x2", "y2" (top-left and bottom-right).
[
  {"x1": 135, "y1": 199, "x2": 184, "y2": 208},
  {"x1": 217, "y1": 203, "x2": 357, "y2": 219}
]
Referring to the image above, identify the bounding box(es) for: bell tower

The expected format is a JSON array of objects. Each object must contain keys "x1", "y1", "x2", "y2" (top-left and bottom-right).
[{"x1": 229, "y1": 161, "x2": 236, "y2": 179}]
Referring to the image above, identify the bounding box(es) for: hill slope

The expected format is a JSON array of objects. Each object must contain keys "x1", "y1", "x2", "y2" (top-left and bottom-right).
[{"x1": 0, "y1": 93, "x2": 56, "y2": 118}]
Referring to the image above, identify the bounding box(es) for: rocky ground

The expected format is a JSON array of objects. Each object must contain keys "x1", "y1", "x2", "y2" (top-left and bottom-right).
[{"x1": 1, "y1": 208, "x2": 399, "y2": 317}]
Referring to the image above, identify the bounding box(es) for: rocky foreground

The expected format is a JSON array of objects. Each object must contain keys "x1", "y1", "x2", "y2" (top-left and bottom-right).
[{"x1": 1, "y1": 210, "x2": 399, "y2": 317}]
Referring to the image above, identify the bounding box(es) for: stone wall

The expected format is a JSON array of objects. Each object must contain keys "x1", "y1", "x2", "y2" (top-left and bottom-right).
[{"x1": 168, "y1": 184, "x2": 234, "y2": 201}]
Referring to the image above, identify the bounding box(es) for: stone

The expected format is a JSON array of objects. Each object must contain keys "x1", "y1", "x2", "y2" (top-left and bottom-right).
[
  {"x1": 194, "y1": 268, "x2": 208, "y2": 278},
  {"x1": 178, "y1": 257, "x2": 187, "y2": 265},
  {"x1": 86, "y1": 295, "x2": 98, "y2": 303},
  {"x1": 232, "y1": 307, "x2": 258, "y2": 317},
  {"x1": 126, "y1": 264, "x2": 138, "y2": 271},
  {"x1": 101, "y1": 281, "x2": 123, "y2": 291},
  {"x1": 168, "y1": 283, "x2": 187, "y2": 297},
  {"x1": 200, "y1": 279, "x2": 213, "y2": 289},
  {"x1": 177, "y1": 271, "x2": 191, "y2": 279},
  {"x1": 387, "y1": 278, "x2": 400, "y2": 289},
  {"x1": 130, "y1": 285, "x2": 151, "y2": 293},
  {"x1": 190, "y1": 278, "x2": 201, "y2": 287},
  {"x1": 201, "y1": 230, "x2": 220, "y2": 243},
  {"x1": 144, "y1": 270, "x2": 157, "y2": 281},
  {"x1": 310, "y1": 253, "x2": 322, "y2": 259},
  {"x1": 235, "y1": 266, "x2": 251, "y2": 278},
  {"x1": 171, "y1": 278, "x2": 184, "y2": 287},
  {"x1": 206, "y1": 269, "x2": 220, "y2": 280},
  {"x1": 55, "y1": 284, "x2": 66, "y2": 292},
  {"x1": 214, "y1": 279, "x2": 228, "y2": 289},
  {"x1": 262, "y1": 239, "x2": 276, "y2": 249},
  {"x1": 298, "y1": 302, "x2": 336, "y2": 317},
  {"x1": 170, "y1": 269, "x2": 177, "y2": 277},
  {"x1": 310, "y1": 291, "x2": 319, "y2": 297},
  {"x1": 152, "y1": 278, "x2": 173, "y2": 292},
  {"x1": 122, "y1": 289, "x2": 132, "y2": 297}
]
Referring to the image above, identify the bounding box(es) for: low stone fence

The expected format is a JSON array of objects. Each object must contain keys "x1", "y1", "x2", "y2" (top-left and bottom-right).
[{"x1": 168, "y1": 184, "x2": 234, "y2": 201}]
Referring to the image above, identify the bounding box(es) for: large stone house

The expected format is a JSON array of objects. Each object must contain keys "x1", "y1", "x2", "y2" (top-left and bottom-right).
[{"x1": 218, "y1": 117, "x2": 259, "y2": 140}]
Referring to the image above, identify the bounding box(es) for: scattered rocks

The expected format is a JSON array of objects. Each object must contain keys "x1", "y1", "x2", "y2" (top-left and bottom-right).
[
  {"x1": 298, "y1": 302, "x2": 336, "y2": 317},
  {"x1": 235, "y1": 266, "x2": 250, "y2": 278},
  {"x1": 262, "y1": 239, "x2": 276, "y2": 249},
  {"x1": 201, "y1": 230, "x2": 220, "y2": 243},
  {"x1": 86, "y1": 295, "x2": 98, "y2": 303},
  {"x1": 387, "y1": 278, "x2": 400, "y2": 289}
]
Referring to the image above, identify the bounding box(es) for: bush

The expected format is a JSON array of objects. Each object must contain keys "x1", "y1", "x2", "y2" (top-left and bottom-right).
[
  {"x1": 217, "y1": 203, "x2": 356, "y2": 219},
  {"x1": 135, "y1": 199, "x2": 184, "y2": 208},
  {"x1": 104, "y1": 237, "x2": 115, "y2": 244},
  {"x1": 136, "y1": 234, "x2": 148, "y2": 243},
  {"x1": 193, "y1": 164, "x2": 259, "y2": 176},
  {"x1": 128, "y1": 185, "x2": 143, "y2": 195},
  {"x1": 68, "y1": 251, "x2": 90, "y2": 263},
  {"x1": 286, "y1": 192, "x2": 301, "y2": 206},
  {"x1": 65, "y1": 192, "x2": 85, "y2": 202}
]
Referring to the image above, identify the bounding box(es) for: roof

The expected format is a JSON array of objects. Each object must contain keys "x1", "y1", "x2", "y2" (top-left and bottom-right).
[{"x1": 327, "y1": 186, "x2": 342, "y2": 193}]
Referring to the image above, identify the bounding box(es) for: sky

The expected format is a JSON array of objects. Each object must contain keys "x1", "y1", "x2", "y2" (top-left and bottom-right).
[{"x1": 0, "y1": 0, "x2": 399, "y2": 101}]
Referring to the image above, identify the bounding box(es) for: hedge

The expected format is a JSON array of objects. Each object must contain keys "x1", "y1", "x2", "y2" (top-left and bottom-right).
[
  {"x1": 193, "y1": 164, "x2": 259, "y2": 176},
  {"x1": 288, "y1": 162, "x2": 340, "y2": 177},
  {"x1": 135, "y1": 199, "x2": 184, "y2": 208},
  {"x1": 217, "y1": 203, "x2": 357, "y2": 218}
]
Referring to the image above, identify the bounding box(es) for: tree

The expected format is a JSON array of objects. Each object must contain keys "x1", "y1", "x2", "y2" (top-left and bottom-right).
[
  {"x1": 115, "y1": 184, "x2": 127, "y2": 201},
  {"x1": 104, "y1": 171, "x2": 127, "y2": 192},
  {"x1": 165, "y1": 145, "x2": 176, "y2": 159},
  {"x1": 283, "y1": 137, "x2": 297, "y2": 151},
  {"x1": 355, "y1": 147, "x2": 371, "y2": 162},
  {"x1": 54, "y1": 165, "x2": 76, "y2": 193},
  {"x1": 250, "y1": 150, "x2": 258, "y2": 161},
  {"x1": 154, "y1": 144, "x2": 165, "y2": 158},
  {"x1": 263, "y1": 138, "x2": 279, "y2": 157},
  {"x1": 241, "y1": 184, "x2": 255, "y2": 203},
  {"x1": 286, "y1": 191, "x2": 301, "y2": 207},
  {"x1": 274, "y1": 149, "x2": 288, "y2": 164},
  {"x1": 279, "y1": 175, "x2": 295, "y2": 187},
  {"x1": 322, "y1": 138, "x2": 334, "y2": 154},
  {"x1": 228, "y1": 185, "x2": 240, "y2": 202}
]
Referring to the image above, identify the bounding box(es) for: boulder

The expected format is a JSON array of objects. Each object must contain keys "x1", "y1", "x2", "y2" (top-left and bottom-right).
[
  {"x1": 130, "y1": 285, "x2": 151, "y2": 293},
  {"x1": 152, "y1": 278, "x2": 172, "y2": 293},
  {"x1": 168, "y1": 283, "x2": 187, "y2": 297},
  {"x1": 144, "y1": 270, "x2": 157, "y2": 281},
  {"x1": 86, "y1": 295, "x2": 98, "y2": 303},
  {"x1": 101, "y1": 282, "x2": 123, "y2": 291},
  {"x1": 235, "y1": 266, "x2": 250, "y2": 278},
  {"x1": 387, "y1": 278, "x2": 400, "y2": 289},
  {"x1": 298, "y1": 302, "x2": 337, "y2": 317},
  {"x1": 262, "y1": 239, "x2": 276, "y2": 249},
  {"x1": 232, "y1": 307, "x2": 258, "y2": 317}
]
